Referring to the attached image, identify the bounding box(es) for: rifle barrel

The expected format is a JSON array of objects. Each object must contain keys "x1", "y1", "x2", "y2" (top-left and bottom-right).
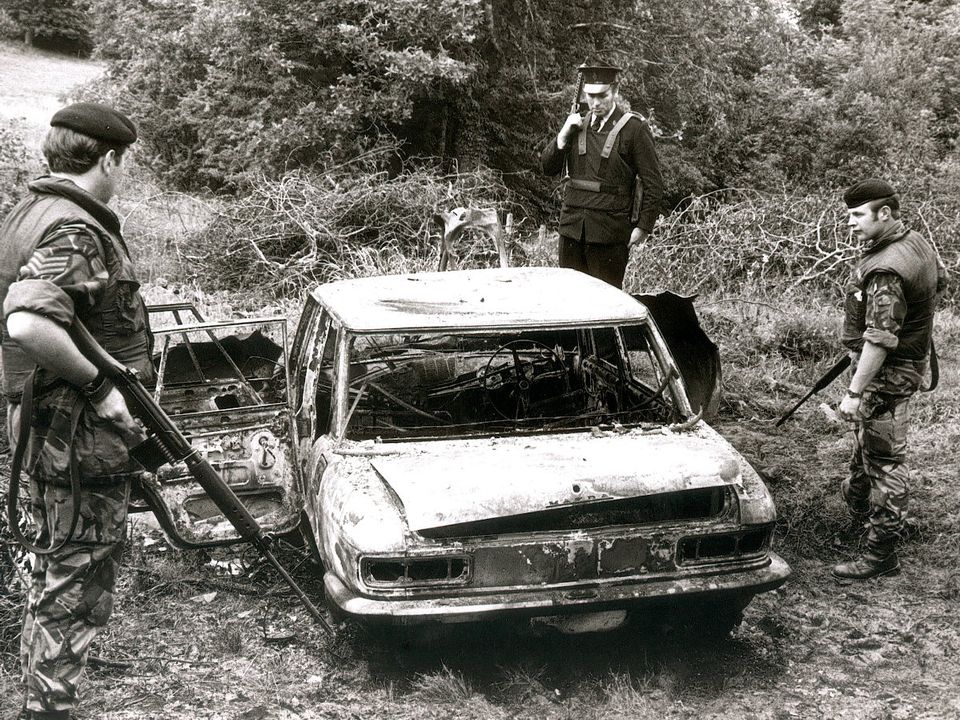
[{"x1": 775, "y1": 355, "x2": 851, "y2": 427}]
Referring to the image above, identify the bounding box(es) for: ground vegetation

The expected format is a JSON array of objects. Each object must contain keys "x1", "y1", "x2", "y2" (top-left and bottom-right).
[{"x1": 67, "y1": 0, "x2": 960, "y2": 296}]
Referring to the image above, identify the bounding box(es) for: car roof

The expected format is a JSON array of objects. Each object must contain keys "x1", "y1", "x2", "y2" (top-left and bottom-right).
[{"x1": 311, "y1": 267, "x2": 650, "y2": 332}]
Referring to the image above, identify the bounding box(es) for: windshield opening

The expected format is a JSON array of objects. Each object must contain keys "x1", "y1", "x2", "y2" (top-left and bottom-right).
[{"x1": 337, "y1": 325, "x2": 679, "y2": 441}]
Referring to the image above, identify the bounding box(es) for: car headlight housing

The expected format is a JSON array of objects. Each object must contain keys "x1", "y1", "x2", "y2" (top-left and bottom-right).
[
  {"x1": 360, "y1": 554, "x2": 471, "y2": 589},
  {"x1": 677, "y1": 524, "x2": 774, "y2": 565}
]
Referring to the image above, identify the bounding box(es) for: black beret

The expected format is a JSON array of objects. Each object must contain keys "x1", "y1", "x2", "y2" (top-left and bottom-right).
[
  {"x1": 843, "y1": 178, "x2": 897, "y2": 208},
  {"x1": 50, "y1": 102, "x2": 137, "y2": 145}
]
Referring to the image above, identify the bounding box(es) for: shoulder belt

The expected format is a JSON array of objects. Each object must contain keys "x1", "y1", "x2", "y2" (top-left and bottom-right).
[{"x1": 578, "y1": 112, "x2": 643, "y2": 157}]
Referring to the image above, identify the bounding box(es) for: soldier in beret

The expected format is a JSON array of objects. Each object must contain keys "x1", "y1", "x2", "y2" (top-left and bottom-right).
[
  {"x1": 541, "y1": 63, "x2": 664, "y2": 288},
  {"x1": 0, "y1": 103, "x2": 151, "y2": 719},
  {"x1": 833, "y1": 179, "x2": 947, "y2": 580}
]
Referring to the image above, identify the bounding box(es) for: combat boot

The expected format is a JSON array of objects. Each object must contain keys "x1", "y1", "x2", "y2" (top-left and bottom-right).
[
  {"x1": 832, "y1": 550, "x2": 900, "y2": 580},
  {"x1": 832, "y1": 515, "x2": 869, "y2": 548}
]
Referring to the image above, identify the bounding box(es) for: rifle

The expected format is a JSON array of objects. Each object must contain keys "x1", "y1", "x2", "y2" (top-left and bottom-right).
[
  {"x1": 68, "y1": 319, "x2": 334, "y2": 635},
  {"x1": 571, "y1": 64, "x2": 586, "y2": 115},
  {"x1": 775, "y1": 354, "x2": 851, "y2": 427},
  {"x1": 562, "y1": 66, "x2": 587, "y2": 180}
]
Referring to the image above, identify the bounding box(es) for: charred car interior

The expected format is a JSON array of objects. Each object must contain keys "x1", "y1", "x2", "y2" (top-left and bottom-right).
[
  {"x1": 133, "y1": 304, "x2": 301, "y2": 547},
  {"x1": 314, "y1": 324, "x2": 679, "y2": 441}
]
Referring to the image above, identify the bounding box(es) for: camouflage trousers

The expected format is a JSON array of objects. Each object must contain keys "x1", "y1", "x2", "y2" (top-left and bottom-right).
[
  {"x1": 842, "y1": 393, "x2": 912, "y2": 556},
  {"x1": 8, "y1": 393, "x2": 134, "y2": 714},
  {"x1": 20, "y1": 477, "x2": 130, "y2": 713}
]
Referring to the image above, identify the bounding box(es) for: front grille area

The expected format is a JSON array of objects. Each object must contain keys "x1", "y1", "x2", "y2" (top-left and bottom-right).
[
  {"x1": 677, "y1": 526, "x2": 772, "y2": 565},
  {"x1": 361, "y1": 555, "x2": 471, "y2": 588},
  {"x1": 418, "y1": 487, "x2": 729, "y2": 540}
]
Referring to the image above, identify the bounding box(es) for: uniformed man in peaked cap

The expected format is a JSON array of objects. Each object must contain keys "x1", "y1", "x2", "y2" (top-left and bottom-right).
[
  {"x1": 0, "y1": 102, "x2": 152, "y2": 719},
  {"x1": 833, "y1": 179, "x2": 947, "y2": 581},
  {"x1": 541, "y1": 63, "x2": 664, "y2": 288}
]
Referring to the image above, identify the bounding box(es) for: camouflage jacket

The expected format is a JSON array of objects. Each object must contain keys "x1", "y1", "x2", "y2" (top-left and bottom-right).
[{"x1": 0, "y1": 176, "x2": 153, "y2": 482}]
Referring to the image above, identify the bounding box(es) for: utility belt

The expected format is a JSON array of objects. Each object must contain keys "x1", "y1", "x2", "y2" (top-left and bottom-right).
[{"x1": 567, "y1": 178, "x2": 633, "y2": 198}]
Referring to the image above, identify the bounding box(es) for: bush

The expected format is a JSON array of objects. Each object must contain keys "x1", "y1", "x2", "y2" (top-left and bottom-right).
[
  {"x1": 182, "y1": 158, "x2": 515, "y2": 295},
  {"x1": 0, "y1": 0, "x2": 93, "y2": 54},
  {"x1": 88, "y1": 0, "x2": 485, "y2": 191},
  {"x1": 628, "y1": 187, "x2": 960, "y2": 305},
  {"x1": 0, "y1": 121, "x2": 40, "y2": 215}
]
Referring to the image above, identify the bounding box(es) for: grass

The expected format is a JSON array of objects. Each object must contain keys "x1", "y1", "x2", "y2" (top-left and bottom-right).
[{"x1": 0, "y1": 40, "x2": 103, "y2": 150}]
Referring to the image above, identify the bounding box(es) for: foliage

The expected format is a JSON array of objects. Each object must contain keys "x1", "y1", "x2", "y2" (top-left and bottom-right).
[
  {"x1": 626, "y1": 187, "x2": 960, "y2": 305},
  {"x1": 0, "y1": 0, "x2": 93, "y2": 54},
  {"x1": 72, "y1": 0, "x2": 960, "y2": 313},
  {"x1": 0, "y1": 120, "x2": 39, "y2": 215},
  {"x1": 87, "y1": 0, "x2": 485, "y2": 191},
  {"x1": 180, "y1": 159, "x2": 513, "y2": 295},
  {"x1": 85, "y1": 0, "x2": 960, "y2": 213}
]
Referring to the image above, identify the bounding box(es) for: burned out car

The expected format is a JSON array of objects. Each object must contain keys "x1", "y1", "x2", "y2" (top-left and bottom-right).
[
  {"x1": 290, "y1": 268, "x2": 789, "y2": 632},
  {"x1": 140, "y1": 268, "x2": 788, "y2": 634}
]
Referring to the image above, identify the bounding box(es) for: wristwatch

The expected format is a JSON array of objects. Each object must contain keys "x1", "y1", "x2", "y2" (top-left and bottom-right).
[
  {"x1": 845, "y1": 389, "x2": 862, "y2": 399},
  {"x1": 80, "y1": 370, "x2": 113, "y2": 403}
]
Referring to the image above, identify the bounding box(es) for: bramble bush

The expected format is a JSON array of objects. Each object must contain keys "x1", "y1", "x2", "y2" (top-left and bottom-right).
[
  {"x1": 627, "y1": 185, "x2": 960, "y2": 305},
  {"x1": 180, "y1": 156, "x2": 515, "y2": 294}
]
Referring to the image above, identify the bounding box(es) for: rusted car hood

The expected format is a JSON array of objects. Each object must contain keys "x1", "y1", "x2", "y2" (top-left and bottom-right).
[{"x1": 349, "y1": 426, "x2": 744, "y2": 532}]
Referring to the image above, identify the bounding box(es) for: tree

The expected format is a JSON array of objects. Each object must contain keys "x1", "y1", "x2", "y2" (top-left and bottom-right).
[
  {"x1": 0, "y1": 0, "x2": 92, "y2": 53},
  {"x1": 89, "y1": 0, "x2": 486, "y2": 190},
  {"x1": 84, "y1": 0, "x2": 960, "y2": 209}
]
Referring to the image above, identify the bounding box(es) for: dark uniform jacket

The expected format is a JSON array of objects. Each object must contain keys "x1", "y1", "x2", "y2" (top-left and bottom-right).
[{"x1": 541, "y1": 107, "x2": 664, "y2": 245}]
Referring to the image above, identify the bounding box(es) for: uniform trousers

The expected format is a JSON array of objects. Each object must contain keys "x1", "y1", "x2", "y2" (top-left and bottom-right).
[
  {"x1": 558, "y1": 235, "x2": 629, "y2": 288},
  {"x1": 9, "y1": 399, "x2": 131, "y2": 714},
  {"x1": 842, "y1": 394, "x2": 911, "y2": 556}
]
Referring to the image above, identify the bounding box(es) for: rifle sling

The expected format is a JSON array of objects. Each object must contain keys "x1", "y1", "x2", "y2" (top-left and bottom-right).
[{"x1": 7, "y1": 369, "x2": 83, "y2": 556}]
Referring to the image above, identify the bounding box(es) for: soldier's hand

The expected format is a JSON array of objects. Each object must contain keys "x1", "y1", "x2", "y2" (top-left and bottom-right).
[
  {"x1": 92, "y1": 385, "x2": 144, "y2": 443},
  {"x1": 837, "y1": 393, "x2": 862, "y2": 423},
  {"x1": 629, "y1": 228, "x2": 649, "y2": 250},
  {"x1": 557, "y1": 113, "x2": 584, "y2": 149}
]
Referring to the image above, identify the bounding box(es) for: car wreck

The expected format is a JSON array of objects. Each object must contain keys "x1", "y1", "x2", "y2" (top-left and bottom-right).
[{"x1": 140, "y1": 268, "x2": 789, "y2": 635}]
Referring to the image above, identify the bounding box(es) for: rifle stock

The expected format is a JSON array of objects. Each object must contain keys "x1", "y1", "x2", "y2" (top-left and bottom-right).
[
  {"x1": 68, "y1": 320, "x2": 334, "y2": 635},
  {"x1": 775, "y1": 354, "x2": 851, "y2": 427}
]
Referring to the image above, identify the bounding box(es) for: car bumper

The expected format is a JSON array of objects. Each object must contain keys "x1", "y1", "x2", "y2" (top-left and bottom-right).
[{"x1": 324, "y1": 553, "x2": 790, "y2": 625}]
